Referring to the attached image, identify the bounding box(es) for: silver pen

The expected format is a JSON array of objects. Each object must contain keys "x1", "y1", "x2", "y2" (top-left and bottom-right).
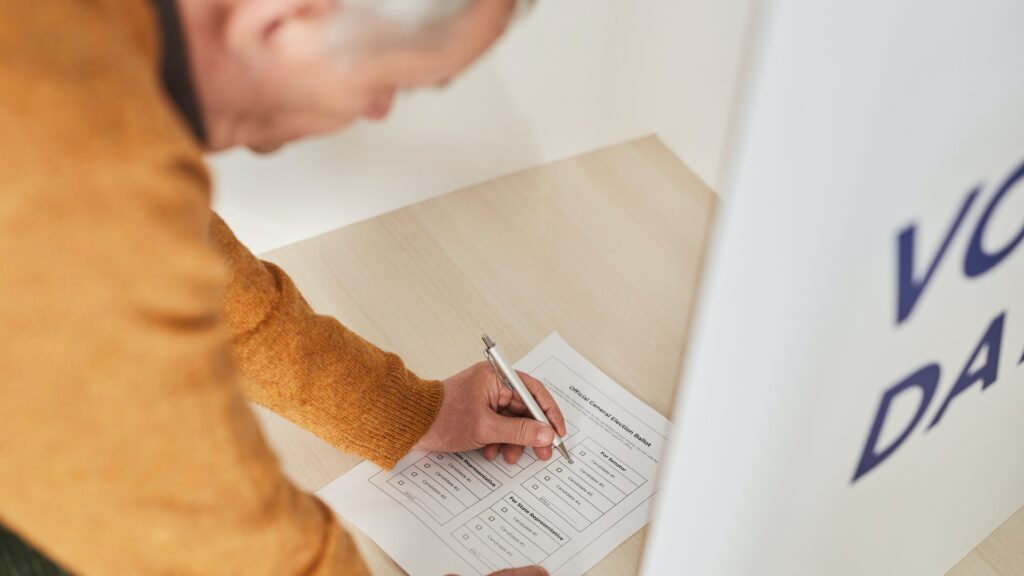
[{"x1": 482, "y1": 334, "x2": 572, "y2": 463}]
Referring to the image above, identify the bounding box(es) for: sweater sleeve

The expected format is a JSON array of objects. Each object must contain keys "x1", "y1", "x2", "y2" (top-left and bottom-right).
[
  {"x1": 0, "y1": 1, "x2": 372, "y2": 574},
  {"x1": 209, "y1": 215, "x2": 443, "y2": 468}
]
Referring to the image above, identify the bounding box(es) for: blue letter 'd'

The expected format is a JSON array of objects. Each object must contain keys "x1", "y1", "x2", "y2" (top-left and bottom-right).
[{"x1": 853, "y1": 364, "x2": 940, "y2": 482}]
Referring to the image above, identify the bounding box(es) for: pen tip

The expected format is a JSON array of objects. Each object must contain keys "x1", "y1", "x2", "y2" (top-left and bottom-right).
[
  {"x1": 482, "y1": 334, "x2": 495, "y2": 348},
  {"x1": 556, "y1": 444, "x2": 572, "y2": 463}
]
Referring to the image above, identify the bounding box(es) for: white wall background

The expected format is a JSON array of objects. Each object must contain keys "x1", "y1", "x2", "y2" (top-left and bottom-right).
[{"x1": 210, "y1": 0, "x2": 752, "y2": 254}]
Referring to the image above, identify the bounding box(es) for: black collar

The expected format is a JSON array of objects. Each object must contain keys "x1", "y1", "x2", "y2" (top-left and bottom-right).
[{"x1": 152, "y1": 0, "x2": 207, "y2": 144}]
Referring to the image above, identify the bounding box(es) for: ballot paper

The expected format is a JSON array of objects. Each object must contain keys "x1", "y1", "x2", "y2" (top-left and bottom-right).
[{"x1": 317, "y1": 333, "x2": 670, "y2": 576}]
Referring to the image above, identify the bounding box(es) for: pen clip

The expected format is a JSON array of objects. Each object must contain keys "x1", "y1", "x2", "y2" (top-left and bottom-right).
[{"x1": 484, "y1": 349, "x2": 515, "y2": 391}]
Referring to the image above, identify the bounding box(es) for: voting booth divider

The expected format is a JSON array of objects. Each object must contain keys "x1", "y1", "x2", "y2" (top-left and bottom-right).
[{"x1": 643, "y1": 1, "x2": 1023, "y2": 575}]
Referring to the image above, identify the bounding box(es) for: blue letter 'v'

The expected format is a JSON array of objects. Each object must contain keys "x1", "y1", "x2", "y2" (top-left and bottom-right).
[{"x1": 896, "y1": 188, "x2": 980, "y2": 325}]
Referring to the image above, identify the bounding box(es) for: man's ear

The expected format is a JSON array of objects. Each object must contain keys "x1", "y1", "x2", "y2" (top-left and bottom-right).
[{"x1": 224, "y1": 0, "x2": 334, "y2": 55}]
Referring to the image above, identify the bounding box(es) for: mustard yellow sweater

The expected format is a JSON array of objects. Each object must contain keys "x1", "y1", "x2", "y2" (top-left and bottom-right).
[{"x1": 0, "y1": 0, "x2": 443, "y2": 574}]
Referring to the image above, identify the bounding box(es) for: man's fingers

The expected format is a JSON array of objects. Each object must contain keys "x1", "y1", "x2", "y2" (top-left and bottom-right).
[
  {"x1": 481, "y1": 443, "x2": 501, "y2": 460},
  {"x1": 502, "y1": 440, "x2": 553, "y2": 461},
  {"x1": 487, "y1": 566, "x2": 549, "y2": 576},
  {"x1": 534, "y1": 444, "x2": 553, "y2": 460},
  {"x1": 506, "y1": 394, "x2": 528, "y2": 415},
  {"x1": 485, "y1": 413, "x2": 555, "y2": 447},
  {"x1": 515, "y1": 371, "x2": 567, "y2": 437},
  {"x1": 502, "y1": 444, "x2": 524, "y2": 464}
]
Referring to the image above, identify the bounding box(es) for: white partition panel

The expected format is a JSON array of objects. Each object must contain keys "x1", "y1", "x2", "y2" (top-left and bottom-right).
[{"x1": 644, "y1": 1, "x2": 1024, "y2": 575}]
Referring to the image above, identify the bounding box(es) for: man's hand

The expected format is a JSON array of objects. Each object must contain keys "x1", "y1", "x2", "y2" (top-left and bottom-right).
[{"x1": 416, "y1": 362, "x2": 567, "y2": 463}]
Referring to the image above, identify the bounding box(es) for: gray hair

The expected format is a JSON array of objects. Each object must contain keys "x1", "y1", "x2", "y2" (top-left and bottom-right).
[{"x1": 329, "y1": 0, "x2": 534, "y2": 54}]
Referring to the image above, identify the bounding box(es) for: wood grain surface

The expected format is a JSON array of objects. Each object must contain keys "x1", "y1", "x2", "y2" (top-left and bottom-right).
[{"x1": 254, "y1": 136, "x2": 1021, "y2": 575}]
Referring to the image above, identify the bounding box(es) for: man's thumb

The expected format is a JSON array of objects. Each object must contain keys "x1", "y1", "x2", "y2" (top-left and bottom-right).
[{"x1": 488, "y1": 415, "x2": 555, "y2": 447}]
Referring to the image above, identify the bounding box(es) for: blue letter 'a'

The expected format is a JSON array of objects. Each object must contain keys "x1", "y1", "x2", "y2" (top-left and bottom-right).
[
  {"x1": 852, "y1": 364, "x2": 940, "y2": 482},
  {"x1": 896, "y1": 189, "x2": 980, "y2": 325},
  {"x1": 928, "y1": 312, "x2": 1005, "y2": 429}
]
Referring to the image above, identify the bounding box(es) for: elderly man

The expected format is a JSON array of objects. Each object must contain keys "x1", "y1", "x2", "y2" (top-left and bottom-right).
[{"x1": 0, "y1": 0, "x2": 563, "y2": 574}]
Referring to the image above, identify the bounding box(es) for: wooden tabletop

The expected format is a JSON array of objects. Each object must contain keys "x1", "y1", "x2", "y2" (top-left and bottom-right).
[{"x1": 254, "y1": 136, "x2": 1021, "y2": 575}]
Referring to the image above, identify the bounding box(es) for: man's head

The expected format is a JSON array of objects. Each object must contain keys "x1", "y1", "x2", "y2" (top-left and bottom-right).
[{"x1": 180, "y1": 0, "x2": 518, "y2": 151}]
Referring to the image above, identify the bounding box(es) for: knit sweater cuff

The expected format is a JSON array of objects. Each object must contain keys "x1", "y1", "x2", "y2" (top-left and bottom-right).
[{"x1": 358, "y1": 355, "x2": 443, "y2": 469}]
